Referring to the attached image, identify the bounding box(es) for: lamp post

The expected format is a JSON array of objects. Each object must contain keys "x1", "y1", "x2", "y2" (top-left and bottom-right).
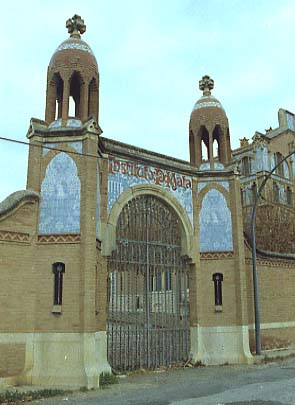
[{"x1": 251, "y1": 149, "x2": 294, "y2": 355}]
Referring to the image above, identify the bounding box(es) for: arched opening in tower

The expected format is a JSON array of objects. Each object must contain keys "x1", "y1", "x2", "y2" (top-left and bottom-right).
[
  {"x1": 199, "y1": 126, "x2": 209, "y2": 161},
  {"x1": 69, "y1": 71, "x2": 83, "y2": 119},
  {"x1": 53, "y1": 73, "x2": 63, "y2": 120},
  {"x1": 213, "y1": 125, "x2": 223, "y2": 162},
  {"x1": 212, "y1": 139, "x2": 219, "y2": 159}
]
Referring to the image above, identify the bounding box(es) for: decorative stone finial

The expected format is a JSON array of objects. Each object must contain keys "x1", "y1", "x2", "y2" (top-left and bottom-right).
[
  {"x1": 199, "y1": 75, "x2": 214, "y2": 96},
  {"x1": 66, "y1": 14, "x2": 86, "y2": 38}
]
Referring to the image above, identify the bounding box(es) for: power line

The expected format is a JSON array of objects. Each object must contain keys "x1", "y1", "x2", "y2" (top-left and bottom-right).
[{"x1": 0, "y1": 136, "x2": 103, "y2": 159}]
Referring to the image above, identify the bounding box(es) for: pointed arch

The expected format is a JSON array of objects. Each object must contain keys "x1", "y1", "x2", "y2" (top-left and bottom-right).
[{"x1": 69, "y1": 71, "x2": 84, "y2": 118}]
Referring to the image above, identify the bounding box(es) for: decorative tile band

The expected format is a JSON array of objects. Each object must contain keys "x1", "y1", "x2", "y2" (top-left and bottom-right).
[
  {"x1": 193, "y1": 101, "x2": 224, "y2": 111},
  {"x1": 245, "y1": 257, "x2": 295, "y2": 268},
  {"x1": 0, "y1": 230, "x2": 30, "y2": 243},
  {"x1": 199, "y1": 162, "x2": 225, "y2": 171},
  {"x1": 37, "y1": 234, "x2": 81, "y2": 244},
  {"x1": 56, "y1": 42, "x2": 94, "y2": 55},
  {"x1": 201, "y1": 251, "x2": 234, "y2": 260}
]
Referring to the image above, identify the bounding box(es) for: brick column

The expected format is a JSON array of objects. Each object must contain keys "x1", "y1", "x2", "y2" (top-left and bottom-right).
[
  {"x1": 80, "y1": 80, "x2": 89, "y2": 122},
  {"x1": 61, "y1": 76, "x2": 70, "y2": 125},
  {"x1": 45, "y1": 77, "x2": 56, "y2": 124}
]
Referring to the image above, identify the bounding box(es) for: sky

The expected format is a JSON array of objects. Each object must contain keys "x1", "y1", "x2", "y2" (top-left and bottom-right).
[{"x1": 1, "y1": 0, "x2": 295, "y2": 201}]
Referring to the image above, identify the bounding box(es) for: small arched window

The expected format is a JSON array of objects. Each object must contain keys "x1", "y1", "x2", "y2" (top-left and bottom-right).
[
  {"x1": 212, "y1": 273, "x2": 223, "y2": 307},
  {"x1": 52, "y1": 262, "x2": 65, "y2": 308}
]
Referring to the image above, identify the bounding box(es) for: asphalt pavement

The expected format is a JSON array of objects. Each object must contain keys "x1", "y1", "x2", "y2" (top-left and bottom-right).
[{"x1": 25, "y1": 357, "x2": 295, "y2": 405}]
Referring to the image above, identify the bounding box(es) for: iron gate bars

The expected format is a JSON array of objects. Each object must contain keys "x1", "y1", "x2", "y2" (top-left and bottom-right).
[{"x1": 107, "y1": 195, "x2": 190, "y2": 371}]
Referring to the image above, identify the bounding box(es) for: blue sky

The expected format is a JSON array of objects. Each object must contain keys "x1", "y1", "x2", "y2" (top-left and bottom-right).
[{"x1": 1, "y1": 0, "x2": 295, "y2": 201}]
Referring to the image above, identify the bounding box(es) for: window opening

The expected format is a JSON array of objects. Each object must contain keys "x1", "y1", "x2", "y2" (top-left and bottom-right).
[
  {"x1": 69, "y1": 96, "x2": 76, "y2": 117},
  {"x1": 212, "y1": 273, "x2": 223, "y2": 306},
  {"x1": 213, "y1": 139, "x2": 219, "y2": 159},
  {"x1": 53, "y1": 262, "x2": 65, "y2": 306},
  {"x1": 201, "y1": 139, "x2": 208, "y2": 161},
  {"x1": 165, "y1": 271, "x2": 172, "y2": 290}
]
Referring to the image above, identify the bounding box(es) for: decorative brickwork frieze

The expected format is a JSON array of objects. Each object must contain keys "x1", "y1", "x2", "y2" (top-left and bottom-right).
[
  {"x1": 37, "y1": 234, "x2": 80, "y2": 244},
  {"x1": 0, "y1": 230, "x2": 30, "y2": 243},
  {"x1": 200, "y1": 251, "x2": 234, "y2": 260},
  {"x1": 245, "y1": 257, "x2": 295, "y2": 268}
]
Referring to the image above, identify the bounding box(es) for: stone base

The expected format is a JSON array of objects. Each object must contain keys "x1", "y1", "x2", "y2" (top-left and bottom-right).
[
  {"x1": 190, "y1": 325, "x2": 253, "y2": 365},
  {"x1": 0, "y1": 332, "x2": 111, "y2": 389}
]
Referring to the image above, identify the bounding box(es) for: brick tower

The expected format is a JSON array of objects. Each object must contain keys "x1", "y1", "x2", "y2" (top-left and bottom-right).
[
  {"x1": 23, "y1": 15, "x2": 109, "y2": 388},
  {"x1": 45, "y1": 14, "x2": 99, "y2": 126},
  {"x1": 189, "y1": 75, "x2": 232, "y2": 168}
]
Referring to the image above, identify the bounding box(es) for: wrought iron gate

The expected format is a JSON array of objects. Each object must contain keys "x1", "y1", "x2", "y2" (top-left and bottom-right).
[{"x1": 107, "y1": 195, "x2": 190, "y2": 371}]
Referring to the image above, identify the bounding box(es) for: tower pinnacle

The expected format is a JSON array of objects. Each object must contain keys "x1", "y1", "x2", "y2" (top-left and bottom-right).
[
  {"x1": 66, "y1": 14, "x2": 86, "y2": 38},
  {"x1": 199, "y1": 75, "x2": 214, "y2": 96}
]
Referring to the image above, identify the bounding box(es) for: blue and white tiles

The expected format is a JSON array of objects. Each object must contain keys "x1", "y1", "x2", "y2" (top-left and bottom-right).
[
  {"x1": 107, "y1": 158, "x2": 193, "y2": 225},
  {"x1": 199, "y1": 189, "x2": 233, "y2": 252},
  {"x1": 39, "y1": 152, "x2": 80, "y2": 234}
]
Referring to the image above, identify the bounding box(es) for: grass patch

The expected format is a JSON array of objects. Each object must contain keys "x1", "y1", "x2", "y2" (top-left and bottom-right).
[
  {"x1": 99, "y1": 372, "x2": 118, "y2": 387},
  {"x1": 0, "y1": 388, "x2": 69, "y2": 403}
]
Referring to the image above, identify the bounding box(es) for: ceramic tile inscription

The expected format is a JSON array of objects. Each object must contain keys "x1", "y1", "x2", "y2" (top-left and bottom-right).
[
  {"x1": 199, "y1": 189, "x2": 233, "y2": 252},
  {"x1": 108, "y1": 158, "x2": 193, "y2": 224},
  {"x1": 39, "y1": 152, "x2": 80, "y2": 234}
]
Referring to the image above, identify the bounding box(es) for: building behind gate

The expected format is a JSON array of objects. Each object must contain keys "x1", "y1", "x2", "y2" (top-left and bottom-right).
[{"x1": 1, "y1": 15, "x2": 295, "y2": 388}]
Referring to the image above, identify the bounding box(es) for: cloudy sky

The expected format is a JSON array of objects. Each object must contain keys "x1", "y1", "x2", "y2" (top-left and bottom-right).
[{"x1": 1, "y1": 0, "x2": 295, "y2": 201}]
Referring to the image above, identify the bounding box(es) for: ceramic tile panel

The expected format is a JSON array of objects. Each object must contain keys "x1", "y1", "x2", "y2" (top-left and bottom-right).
[
  {"x1": 199, "y1": 188, "x2": 233, "y2": 252},
  {"x1": 43, "y1": 141, "x2": 82, "y2": 157},
  {"x1": 193, "y1": 101, "x2": 224, "y2": 111},
  {"x1": 56, "y1": 42, "x2": 94, "y2": 55},
  {"x1": 199, "y1": 162, "x2": 225, "y2": 171},
  {"x1": 39, "y1": 152, "x2": 80, "y2": 234},
  {"x1": 198, "y1": 181, "x2": 229, "y2": 192},
  {"x1": 107, "y1": 158, "x2": 193, "y2": 225}
]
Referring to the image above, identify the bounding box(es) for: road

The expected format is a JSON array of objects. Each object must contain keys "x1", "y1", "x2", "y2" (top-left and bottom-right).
[{"x1": 27, "y1": 358, "x2": 295, "y2": 405}]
